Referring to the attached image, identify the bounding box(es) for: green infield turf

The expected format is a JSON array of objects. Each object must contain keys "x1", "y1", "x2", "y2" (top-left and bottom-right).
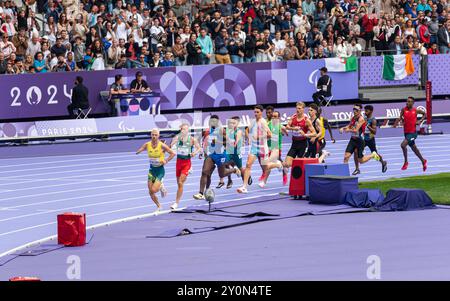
[{"x1": 359, "y1": 173, "x2": 450, "y2": 205}]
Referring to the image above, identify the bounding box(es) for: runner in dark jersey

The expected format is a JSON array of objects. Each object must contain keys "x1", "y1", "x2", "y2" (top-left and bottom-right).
[
  {"x1": 340, "y1": 104, "x2": 380, "y2": 169},
  {"x1": 395, "y1": 96, "x2": 427, "y2": 171},
  {"x1": 352, "y1": 105, "x2": 388, "y2": 175},
  {"x1": 305, "y1": 104, "x2": 330, "y2": 163},
  {"x1": 193, "y1": 115, "x2": 241, "y2": 200}
]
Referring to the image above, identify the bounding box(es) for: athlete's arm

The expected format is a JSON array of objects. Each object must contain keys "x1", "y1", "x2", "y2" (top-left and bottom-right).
[
  {"x1": 245, "y1": 126, "x2": 250, "y2": 144},
  {"x1": 417, "y1": 109, "x2": 427, "y2": 125},
  {"x1": 235, "y1": 129, "x2": 243, "y2": 147},
  {"x1": 369, "y1": 119, "x2": 377, "y2": 135},
  {"x1": 303, "y1": 119, "x2": 317, "y2": 138},
  {"x1": 324, "y1": 118, "x2": 336, "y2": 143},
  {"x1": 170, "y1": 135, "x2": 179, "y2": 148},
  {"x1": 136, "y1": 142, "x2": 148, "y2": 154},
  {"x1": 262, "y1": 119, "x2": 272, "y2": 139},
  {"x1": 394, "y1": 108, "x2": 404, "y2": 127},
  {"x1": 191, "y1": 137, "x2": 202, "y2": 157},
  {"x1": 281, "y1": 125, "x2": 289, "y2": 136},
  {"x1": 202, "y1": 130, "x2": 209, "y2": 154},
  {"x1": 161, "y1": 143, "x2": 175, "y2": 164}
]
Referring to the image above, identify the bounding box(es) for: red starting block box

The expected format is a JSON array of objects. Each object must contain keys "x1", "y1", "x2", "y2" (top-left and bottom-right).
[
  {"x1": 9, "y1": 277, "x2": 41, "y2": 281},
  {"x1": 289, "y1": 158, "x2": 319, "y2": 197},
  {"x1": 57, "y1": 213, "x2": 86, "y2": 247}
]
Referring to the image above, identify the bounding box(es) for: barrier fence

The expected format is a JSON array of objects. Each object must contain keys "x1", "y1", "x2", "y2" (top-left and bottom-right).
[{"x1": 0, "y1": 55, "x2": 448, "y2": 121}]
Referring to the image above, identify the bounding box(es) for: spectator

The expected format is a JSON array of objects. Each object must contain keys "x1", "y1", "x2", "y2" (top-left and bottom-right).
[
  {"x1": 283, "y1": 37, "x2": 301, "y2": 60},
  {"x1": 389, "y1": 35, "x2": 404, "y2": 54},
  {"x1": 427, "y1": 42, "x2": 440, "y2": 54},
  {"x1": 172, "y1": 35, "x2": 187, "y2": 66},
  {"x1": 0, "y1": 52, "x2": 7, "y2": 74},
  {"x1": 186, "y1": 33, "x2": 202, "y2": 65},
  {"x1": 51, "y1": 38, "x2": 67, "y2": 57},
  {"x1": 437, "y1": 19, "x2": 450, "y2": 54},
  {"x1": 293, "y1": 7, "x2": 310, "y2": 35},
  {"x1": 149, "y1": 52, "x2": 161, "y2": 67},
  {"x1": 215, "y1": 28, "x2": 231, "y2": 64},
  {"x1": 272, "y1": 31, "x2": 286, "y2": 61},
  {"x1": 197, "y1": 27, "x2": 213, "y2": 65},
  {"x1": 12, "y1": 29, "x2": 28, "y2": 61},
  {"x1": 228, "y1": 31, "x2": 245, "y2": 63},
  {"x1": 52, "y1": 55, "x2": 71, "y2": 72},
  {"x1": 161, "y1": 51, "x2": 174, "y2": 66},
  {"x1": 1, "y1": 33, "x2": 16, "y2": 59},
  {"x1": 33, "y1": 51, "x2": 48, "y2": 73},
  {"x1": 0, "y1": 0, "x2": 445, "y2": 77}
]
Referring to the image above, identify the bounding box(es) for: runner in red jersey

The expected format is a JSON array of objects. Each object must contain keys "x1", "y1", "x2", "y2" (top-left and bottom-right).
[
  {"x1": 340, "y1": 104, "x2": 380, "y2": 169},
  {"x1": 396, "y1": 96, "x2": 427, "y2": 171},
  {"x1": 282, "y1": 102, "x2": 316, "y2": 170}
]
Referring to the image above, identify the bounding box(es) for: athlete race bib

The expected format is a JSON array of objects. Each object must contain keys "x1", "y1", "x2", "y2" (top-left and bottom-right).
[{"x1": 149, "y1": 157, "x2": 162, "y2": 167}]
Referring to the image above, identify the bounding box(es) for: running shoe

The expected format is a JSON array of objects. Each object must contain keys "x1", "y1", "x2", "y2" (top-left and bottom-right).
[
  {"x1": 372, "y1": 151, "x2": 381, "y2": 161},
  {"x1": 352, "y1": 169, "x2": 361, "y2": 176},
  {"x1": 160, "y1": 183, "x2": 167, "y2": 198},
  {"x1": 276, "y1": 160, "x2": 283, "y2": 172},
  {"x1": 227, "y1": 180, "x2": 233, "y2": 189},
  {"x1": 234, "y1": 166, "x2": 241, "y2": 177},
  {"x1": 322, "y1": 150, "x2": 331, "y2": 160},
  {"x1": 283, "y1": 174, "x2": 288, "y2": 186},
  {"x1": 152, "y1": 207, "x2": 161, "y2": 215},
  {"x1": 248, "y1": 176, "x2": 253, "y2": 185},
  {"x1": 381, "y1": 160, "x2": 388, "y2": 173},
  {"x1": 216, "y1": 182, "x2": 225, "y2": 189},
  {"x1": 401, "y1": 162, "x2": 409, "y2": 170},
  {"x1": 237, "y1": 186, "x2": 248, "y2": 194},
  {"x1": 170, "y1": 203, "x2": 178, "y2": 210},
  {"x1": 258, "y1": 181, "x2": 266, "y2": 188},
  {"x1": 422, "y1": 159, "x2": 427, "y2": 172},
  {"x1": 258, "y1": 174, "x2": 265, "y2": 182},
  {"x1": 193, "y1": 193, "x2": 205, "y2": 200}
]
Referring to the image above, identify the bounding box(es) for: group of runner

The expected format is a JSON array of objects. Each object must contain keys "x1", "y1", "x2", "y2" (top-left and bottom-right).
[{"x1": 136, "y1": 97, "x2": 427, "y2": 213}]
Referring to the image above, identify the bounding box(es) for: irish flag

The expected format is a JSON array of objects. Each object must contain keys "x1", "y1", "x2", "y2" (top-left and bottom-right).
[
  {"x1": 324, "y1": 56, "x2": 358, "y2": 72},
  {"x1": 382, "y1": 54, "x2": 415, "y2": 80}
]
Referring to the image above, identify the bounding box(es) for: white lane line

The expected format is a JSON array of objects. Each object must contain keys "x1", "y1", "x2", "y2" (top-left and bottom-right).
[
  {"x1": 0, "y1": 153, "x2": 140, "y2": 169},
  {"x1": 0, "y1": 150, "x2": 136, "y2": 163},
  {"x1": 0, "y1": 158, "x2": 146, "y2": 174},
  {"x1": 0, "y1": 191, "x2": 280, "y2": 259},
  {"x1": 0, "y1": 188, "x2": 282, "y2": 235}
]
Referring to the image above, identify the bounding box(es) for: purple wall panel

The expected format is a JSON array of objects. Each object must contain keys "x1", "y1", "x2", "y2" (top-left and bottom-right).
[
  {"x1": 359, "y1": 55, "x2": 420, "y2": 87},
  {"x1": 427, "y1": 54, "x2": 450, "y2": 96}
]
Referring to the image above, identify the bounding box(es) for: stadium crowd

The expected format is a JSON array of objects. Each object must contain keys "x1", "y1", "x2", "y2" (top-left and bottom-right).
[{"x1": 0, "y1": 0, "x2": 448, "y2": 74}]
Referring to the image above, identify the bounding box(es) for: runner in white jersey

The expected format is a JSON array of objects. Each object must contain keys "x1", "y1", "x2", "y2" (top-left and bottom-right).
[{"x1": 237, "y1": 105, "x2": 284, "y2": 194}]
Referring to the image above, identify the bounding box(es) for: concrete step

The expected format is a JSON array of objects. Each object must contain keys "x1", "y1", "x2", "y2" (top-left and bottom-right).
[{"x1": 359, "y1": 86, "x2": 425, "y2": 102}]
